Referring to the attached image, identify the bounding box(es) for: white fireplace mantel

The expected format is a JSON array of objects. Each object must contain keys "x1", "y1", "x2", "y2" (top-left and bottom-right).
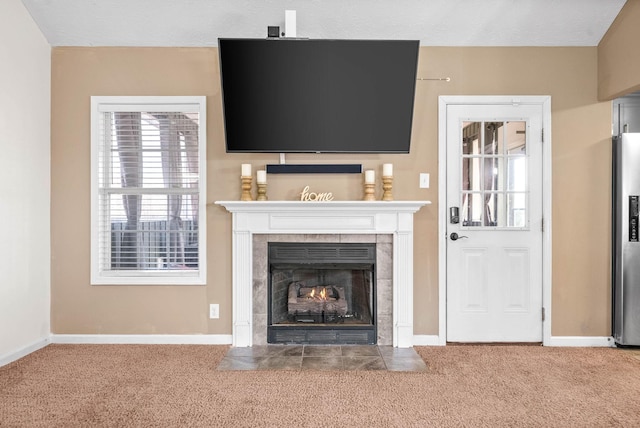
[{"x1": 215, "y1": 200, "x2": 430, "y2": 347}]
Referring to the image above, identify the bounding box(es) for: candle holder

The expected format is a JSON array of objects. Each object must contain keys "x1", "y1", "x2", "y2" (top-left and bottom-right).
[
  {"x1": 257, "y1": 183, "x2": 268, "y2": 201},
  {"x1": 241, "y1": 176, "x2": 253, "y2": 201},
  {"x1": 363, "y1": 182, "x2": 376, "y2": 201},
  {"x1": 382, "y1": 176, "x2": 393, "y2": 201}
]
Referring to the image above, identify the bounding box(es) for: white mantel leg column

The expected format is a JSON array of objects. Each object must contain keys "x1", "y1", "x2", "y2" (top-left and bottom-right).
[
  {"x1": 394, "y1": 215, "x2": 415, "y2": 347},
  {"x1": 232, "y1": 230, "x2": 253, "y2": 347}
]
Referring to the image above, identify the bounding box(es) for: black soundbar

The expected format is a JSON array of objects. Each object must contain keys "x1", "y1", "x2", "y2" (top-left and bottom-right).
[{"x1": 266, "y1": 164, "x2": 362, "y2": 174}]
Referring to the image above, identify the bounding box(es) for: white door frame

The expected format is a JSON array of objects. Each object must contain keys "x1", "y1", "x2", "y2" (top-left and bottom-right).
[{"x1": 437, "y1": 96, "x2": 553, "y2": 346}]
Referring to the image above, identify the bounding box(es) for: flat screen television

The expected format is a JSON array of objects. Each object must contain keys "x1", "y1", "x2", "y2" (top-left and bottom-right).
[{"x1": 218, "y1": 38, "x2": 419, "y2": 153}]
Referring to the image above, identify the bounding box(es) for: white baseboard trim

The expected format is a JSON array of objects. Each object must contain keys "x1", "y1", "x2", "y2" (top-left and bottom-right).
[
  {"x1": 412, "y1": 335, "x2": 616, "y2": 347},
  {"x1": 412, "y1": 335, "x2": 446, "y2": 346},
  {"x1": 0, "y1": 337, "x2": 51, "y2": 367},
  {"x1": 3, "y1": 335, "x2": 614, "y2": 355},
  {"x1": 50, "y1": 334, "x2": 233, "y2": 345},
  {"x1": 545, "y1": 336, "x2": 615, "y2": 347}
]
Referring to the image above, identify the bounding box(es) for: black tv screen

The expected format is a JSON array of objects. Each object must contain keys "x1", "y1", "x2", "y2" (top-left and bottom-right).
[{"x1": 218, "y1": 38, "x2": 419, "y2": 153}]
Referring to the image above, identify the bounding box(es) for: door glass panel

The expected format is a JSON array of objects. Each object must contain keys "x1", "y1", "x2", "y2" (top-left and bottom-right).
[
  {"x1": 506, "y1": 121, "x2": 526, "y2": 154},
  {"x1": 484, "y1": 122, "x2": 504, "y2": 155},
  {"x1": 484, "y1": 192, "x2": 506, "y2": 227},
  {"x1": 460, "y1": 120, "x2": 529, "y2": 229},
  {"x1": 507, "y1": 157, "x2": 526, "y2": 191},
  {"x1": 484, "y1": 192, "x2": 497, "y2": 226},
  {"x1": 462, "y1": 157, "x2": 482, "y2": 191},
  {"x1": 484, "y1": 157, "x2": 504, "y2": 191},
  {"x1": 462, "y1": 122, "x2": 482, "y2": 155},
  {"x1": 462, "y1": 192, "x2": 483, "y2": 226},
  {"x1": 508, "y1": 193, "x2": 527, "y2": 227}
]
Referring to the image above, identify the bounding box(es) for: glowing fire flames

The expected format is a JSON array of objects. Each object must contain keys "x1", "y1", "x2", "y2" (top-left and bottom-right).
[{"x1": 307, "y1": 287, "x2": 329, "y2": 301}]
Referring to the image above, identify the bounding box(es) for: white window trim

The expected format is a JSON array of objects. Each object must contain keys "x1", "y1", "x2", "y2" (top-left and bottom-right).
[{"x1": 90, "y1": 96, "x2": 207, "y2": 285}]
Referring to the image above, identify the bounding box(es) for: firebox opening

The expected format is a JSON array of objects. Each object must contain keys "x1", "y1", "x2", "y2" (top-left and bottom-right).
[{"x1": 268, "y1": 243, "x2": 376, "y2": 345}]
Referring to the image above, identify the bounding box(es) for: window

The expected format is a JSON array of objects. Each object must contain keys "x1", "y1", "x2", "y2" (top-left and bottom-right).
[
  {"x1": 91, "y1": 96, "x2": 206, "y2": 285},
  {"x1": 460, "y1": 120, "x2": 528, "y2": 228}
]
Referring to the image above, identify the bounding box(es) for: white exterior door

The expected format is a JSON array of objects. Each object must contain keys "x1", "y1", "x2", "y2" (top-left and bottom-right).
[{"x1": 446, "y1": 103, "x2": 544, "y2": 342}]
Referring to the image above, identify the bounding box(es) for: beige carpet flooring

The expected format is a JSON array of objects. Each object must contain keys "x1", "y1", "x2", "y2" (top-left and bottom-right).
[{"x1": 2, "y1": 344, "x2": 640, "y2": 427}]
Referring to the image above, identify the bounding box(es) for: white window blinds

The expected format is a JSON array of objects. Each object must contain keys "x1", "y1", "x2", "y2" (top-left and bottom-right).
[{"x1": 91, "y1": 97, "x2": 207, "y2": 285}]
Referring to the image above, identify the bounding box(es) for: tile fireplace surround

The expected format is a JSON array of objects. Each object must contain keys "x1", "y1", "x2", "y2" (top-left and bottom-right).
[{"x1": 216, "y1": 201, "x2": 429, "y2": 348}]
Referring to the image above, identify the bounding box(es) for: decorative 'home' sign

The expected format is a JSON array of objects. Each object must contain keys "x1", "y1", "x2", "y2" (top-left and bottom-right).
[{"x1": 299, "y1": 185, "x2": 334, "y2": 202}]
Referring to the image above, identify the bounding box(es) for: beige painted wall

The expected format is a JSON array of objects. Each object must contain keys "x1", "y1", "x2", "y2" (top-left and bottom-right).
[
  {"x1": 598, "y1": 0, "x2": 640, "y2": 100},
  {"x1": 51, "y1": 46, "x2": 611, "y2": 338}
]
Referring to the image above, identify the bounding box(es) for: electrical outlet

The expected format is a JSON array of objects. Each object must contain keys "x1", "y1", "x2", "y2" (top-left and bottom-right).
[
  {"x1": 419, "y1": 173, "x2": 430, "y2": 189},
  {"x1": 209, "y1": 304, "x2": 219, "y2": 319}
]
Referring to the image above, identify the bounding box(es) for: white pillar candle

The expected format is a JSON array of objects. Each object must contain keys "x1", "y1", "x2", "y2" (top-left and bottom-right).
[
  {"x1": 365, "y1": 169, "x2": 375, "y2": 184},
  {"x1": 241, "y1": 163, "x2": 251, "y2": 177},
  {"x1": 256, "y1": 170, "x2": 267, "y2": 184},
  {"x1": 383, "y1": 163, "x2": 393, "y2": 177}
]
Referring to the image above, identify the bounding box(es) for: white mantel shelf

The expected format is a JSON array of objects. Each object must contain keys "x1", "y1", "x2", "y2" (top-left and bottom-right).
[
  {"x1": 216, "y1": 200, "x2": 430, "y2": 211},
  {"x1": 214, "y1": 201, "x2": 431, "y2": 211},
  {"x1": 215, "y1": 200, "x2": 430, "y2": 347}
]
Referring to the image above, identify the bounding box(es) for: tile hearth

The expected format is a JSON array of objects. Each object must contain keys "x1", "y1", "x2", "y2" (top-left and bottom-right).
[{"x1": 216, "y1": 345, "x2": 428, "y2": 372}]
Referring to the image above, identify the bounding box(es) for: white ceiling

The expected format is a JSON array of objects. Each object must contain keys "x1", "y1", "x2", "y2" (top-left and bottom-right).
[{"x1": 21, "y1": 0, "x2": 626, "y2": 47}]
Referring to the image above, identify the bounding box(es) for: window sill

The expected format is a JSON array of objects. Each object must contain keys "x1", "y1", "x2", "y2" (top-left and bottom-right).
[{"x1": 91, "y1": 271, "x2": 206, "y2": 286}]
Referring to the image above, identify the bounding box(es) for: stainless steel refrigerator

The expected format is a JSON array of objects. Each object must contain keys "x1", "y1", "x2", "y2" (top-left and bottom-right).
[{"x1": 613, "y1": 133, "x2": 640, "y2": 346}]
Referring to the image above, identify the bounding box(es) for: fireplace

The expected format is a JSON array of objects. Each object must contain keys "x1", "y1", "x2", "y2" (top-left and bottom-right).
[
  {"x1": 215, "y1": 200, "x2": 429, "y2": 347},
  {"x1": 268, "y1": 243, "x2": 376, "y2": 344}
]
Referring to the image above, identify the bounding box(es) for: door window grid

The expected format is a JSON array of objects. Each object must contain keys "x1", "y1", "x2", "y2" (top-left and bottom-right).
[{"x1": 460, "y1": 120, "x2": 528, "y2": 228}]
